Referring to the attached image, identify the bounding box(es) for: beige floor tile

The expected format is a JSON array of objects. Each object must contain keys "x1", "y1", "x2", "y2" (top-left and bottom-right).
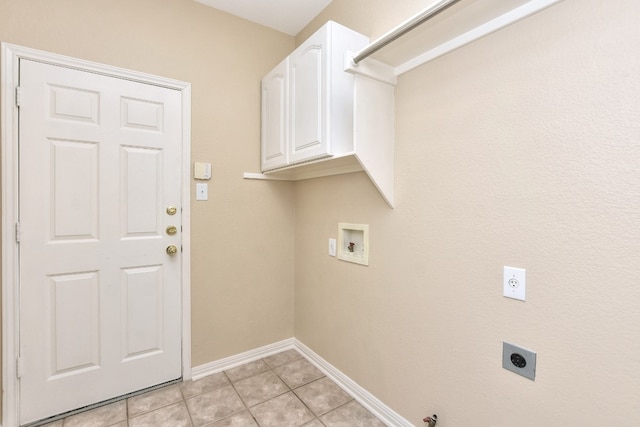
[
  {"x1": 320, "y1": 400, "x2": 387, "y2": 427},
  {"x1": 273, "y1": 358, "x2": 324, "y2": 389},
  {"x1": 294, "y1": 377, "x2": 353, "y2": 416},
  {"x1": 127, "y1": 385, "x2": 183, "y2": 417},
  {"x1": 234, "y1": 370, "x2": 289, "y2": 407},
  {"x1": 129, "y1": 401, "x2": 192, "y2": 427},
  {"x1": 250, "y1": 392, "x2": 315, "y2": 427},
  {"x1": 181, "y1": 372, "x2": 230, "y2": 398},
  {"x1": 42, "y1": 351, "x2": 385, "y2": 427},
  {"x1": 224, "y1": 360, "x2": 270, "y2": 382},
  {"x1": 63, "y1": 400, "x2": 127, "y2": 427},
  {"x1": 263, "y1": 349, "x2": 303, "y2": 368},
  {"x1": 207, "y1": 410, "x2": 259, "y2": 426},
  {"x1": 185, "y1": 385, "x2": 245, "y2": 426}
]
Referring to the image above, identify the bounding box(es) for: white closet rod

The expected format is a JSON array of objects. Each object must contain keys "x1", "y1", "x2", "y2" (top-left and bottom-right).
[
  {"x1": 394, "y1": 0, "x2": 565, "y2": 75},
  {"x1": 351, "y1": 0, "x2": 462, "y2": 64}
]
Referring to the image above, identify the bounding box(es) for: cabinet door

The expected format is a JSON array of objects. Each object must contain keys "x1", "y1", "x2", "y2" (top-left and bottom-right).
[
  {"x1": 289, "y1": 30, "x2": 330, "y2": 164},
  {"x1": 261, "y1": 58, "x2": 288, "y2": 171}
]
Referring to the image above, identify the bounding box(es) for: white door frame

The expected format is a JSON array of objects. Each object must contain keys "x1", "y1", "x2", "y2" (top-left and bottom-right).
[{"x1": 1, "y1": 43, "x2": 192, "y2": 427}]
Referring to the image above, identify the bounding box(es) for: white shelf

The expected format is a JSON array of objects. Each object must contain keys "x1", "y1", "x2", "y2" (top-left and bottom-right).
[
  {"x1": 244, "y1": 144, "x2": 395, "y2": 209},
  {"x1": 352, "y1": 0, "x2": 566, "y2": 76},
  {"x1": 257, "y1": 154, "x2": 362, "y2": 180}
]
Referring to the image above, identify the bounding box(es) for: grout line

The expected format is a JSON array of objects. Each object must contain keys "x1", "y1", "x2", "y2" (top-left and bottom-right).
[
  {"x1": 180, "y1": 383, "x2": 196, "y2": 427},
  {"x1": 223, "y1": 369, "x2": 252, "y2": 414},
  {"x1": 173, "y1": 383, "x2": 196, "y2": 427},
  {"x1": 126, "y1": 384, "x2": 184, "y2": 420}
]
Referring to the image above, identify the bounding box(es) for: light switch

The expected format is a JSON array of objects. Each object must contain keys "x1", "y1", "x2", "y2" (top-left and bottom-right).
[
  {"x1": 328, "y1": 238, "x2": 336, "y2": 257},
  {"x1": 196, "y1": 183, "x2": 208, "y2": 201}
]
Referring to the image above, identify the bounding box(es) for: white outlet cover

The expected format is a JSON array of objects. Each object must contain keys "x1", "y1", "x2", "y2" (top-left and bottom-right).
[{"x1": 504, "y1": 266, "x2": 526, "y2": 301}]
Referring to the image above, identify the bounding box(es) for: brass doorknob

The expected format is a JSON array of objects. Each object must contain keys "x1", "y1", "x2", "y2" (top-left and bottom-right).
[
  {"x1": 166, "y1": 206, "x2": 177, "y2": 215},
  {"x1": 166, "y1": 245, "x2": 178, "y2": 255},
  {"x1": 166, "y1": 225, "x2": 177, "y2": 235}
]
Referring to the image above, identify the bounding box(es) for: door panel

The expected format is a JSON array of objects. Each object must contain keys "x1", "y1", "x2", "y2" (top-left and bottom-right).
[
  {"x1": 291, "y1": 45, "x2": 322, "y2": 152},
  {"x1": 289, "y1": 40, "x2": 328, "y2": 163},
  {"x1": 260, "y1": 58, "x2": 288, "y2": 171},
  {"x1": 121, "y1": 146, "x2": 162, "y2": 236},
  {"x1": 49, "y1": 84, "x2": 99, "y2": 123},
  {"x1": 49, "y1": 271, "x2": 100, "y2": 376},
  {"x1": 51, "y1": 139, "x2": 99, "y2": 239},
  {"x1": 121, "y1": 97, "x2": 164, "y2": 131},
  {"x1": 19, "y1": 59, "x2": 183, "y2": 424},
  {"x1": 122, "y1": 265, "x2": 164, "y2": 359}
]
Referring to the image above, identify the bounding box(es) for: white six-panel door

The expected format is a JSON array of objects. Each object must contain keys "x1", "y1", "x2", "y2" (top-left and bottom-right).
[{"x1": 18, "y1": 59, "x2": 183, "y2": 424}]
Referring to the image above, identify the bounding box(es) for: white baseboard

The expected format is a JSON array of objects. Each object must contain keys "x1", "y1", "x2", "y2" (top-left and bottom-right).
[
  {"x1": 294, "y1": 339, "x2": 414, "y2": 427},
  {"x1": 190, "y1": 338, "x2": 413, "y2": 427},
  {"x1": 190, "y1": 338, "x2": 296, "y2": 380}
]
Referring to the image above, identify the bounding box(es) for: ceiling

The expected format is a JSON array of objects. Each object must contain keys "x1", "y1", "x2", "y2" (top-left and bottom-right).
[{"x1": 194, "y1": 0, "x2": 333, "y2": 36}]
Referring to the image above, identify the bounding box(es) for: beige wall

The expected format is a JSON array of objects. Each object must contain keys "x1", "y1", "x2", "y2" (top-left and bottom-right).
[
  {"x1": 294, "y1": 0, "x2": 640, "y2": 425},
  {"x1": 0, "y1": 0, "x2": 296, "y2": 368},
  {"x1": 2, "y1": 0, "x2": 640, "y2": 425},
  {"x1": 297, "y1": 0, "x2": 435, "y2": 43}
]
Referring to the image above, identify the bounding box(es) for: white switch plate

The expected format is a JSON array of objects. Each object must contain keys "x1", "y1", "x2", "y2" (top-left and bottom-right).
[
  {"x1": 328, "y1": 238, "x2": 336, "y2": 257},
  {"x1": 504, "y1": 266, "x2": 526, "y2": 301},
  {"x1": 196, "y1": 183, "x2": 208, "y2": 201}
]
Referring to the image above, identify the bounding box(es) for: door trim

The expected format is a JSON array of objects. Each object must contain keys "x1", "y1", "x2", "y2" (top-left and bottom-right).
[{"x1": 1, "y1": 43, "x2": 192, "y2": 427}]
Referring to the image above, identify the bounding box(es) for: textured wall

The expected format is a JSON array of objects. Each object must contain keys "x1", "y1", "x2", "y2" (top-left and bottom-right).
[
  {"x1": 297, "y1": 0, "x2": 433, "y2": 43},
  {"x1": 2, "y1": 0, "x2": 640, "y2": 425},
  {"x1": 294, "y1": 0, "x2": 640, "y2": 425},
  {"x1": 0, "y1": 0, "x2": 295, "y2": 369}
]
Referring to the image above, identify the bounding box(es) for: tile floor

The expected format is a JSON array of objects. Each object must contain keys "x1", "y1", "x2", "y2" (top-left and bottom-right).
[{"x1": 40, "y1": 349, "x2": 387, "y2": 427}]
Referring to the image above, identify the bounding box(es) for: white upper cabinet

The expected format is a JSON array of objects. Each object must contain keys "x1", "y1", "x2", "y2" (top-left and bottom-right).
[
  {"x1": 261, "y1": 21, "x2": 369, "y2": 171},
  {"x1": 255, "y1": 21, "x2": 397, "y2": 208}
]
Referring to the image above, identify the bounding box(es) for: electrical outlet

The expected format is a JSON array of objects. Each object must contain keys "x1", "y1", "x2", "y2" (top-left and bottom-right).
[
  {"x1": 503, "y1": 266, "x2": 526, "y2": 301},
  {"x1": 503, "y1": 341, "x2": 536, "y2": 380}
]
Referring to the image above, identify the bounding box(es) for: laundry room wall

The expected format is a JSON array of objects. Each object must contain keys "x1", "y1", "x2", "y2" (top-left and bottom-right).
[{"x1": 293, "y1": 0, "x2": 640, "y2": 425}]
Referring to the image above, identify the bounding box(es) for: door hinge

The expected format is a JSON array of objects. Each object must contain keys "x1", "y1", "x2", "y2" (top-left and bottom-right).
[
  {"x1": 16, "y1": 357, "x2": 23, "y2": 379},
  {"x1": 15, "y1": 222, "x2": 21, "y2": 243},
  {"x1": 15, "y1": 86, "x2": 22, "y2": 107}
]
